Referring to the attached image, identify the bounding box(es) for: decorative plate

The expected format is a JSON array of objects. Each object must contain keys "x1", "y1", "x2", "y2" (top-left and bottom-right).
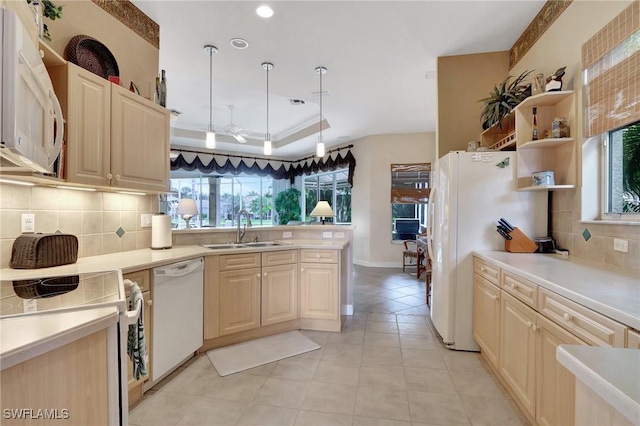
[{"x1": 64, "y1": 35, "x2": 119, "y2": 79}]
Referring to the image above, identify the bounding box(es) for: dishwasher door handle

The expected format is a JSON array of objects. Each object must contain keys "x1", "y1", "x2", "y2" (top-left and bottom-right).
[{"x1": 154, "y1": 258, "x2": 204, "y2": 278}]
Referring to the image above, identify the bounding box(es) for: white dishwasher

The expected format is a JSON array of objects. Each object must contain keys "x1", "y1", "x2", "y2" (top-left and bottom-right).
[{"x1": 152, "y1": 257, "x2": 204, "y2": 382}]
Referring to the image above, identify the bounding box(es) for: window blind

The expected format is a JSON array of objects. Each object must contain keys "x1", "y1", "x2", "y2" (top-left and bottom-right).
[
  {"x1": 390, "y1": 163, "x2": 431, "y2": 204},
  {"x1": 582, "y1": 1, "x2": 640, "y2": 137}
]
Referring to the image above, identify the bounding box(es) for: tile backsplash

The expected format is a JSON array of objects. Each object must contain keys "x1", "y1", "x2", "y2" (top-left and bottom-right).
[
  {"x1": 0, "y1": 184, "x2": 158, "y2": 268},
  {"x1": 551, "y1": 190, "x2": 640, "y2": 271}
]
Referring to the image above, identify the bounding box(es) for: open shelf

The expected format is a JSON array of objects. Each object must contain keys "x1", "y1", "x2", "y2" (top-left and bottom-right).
[
  {"x1": 519, "y1": 138, "x2": 575, "y2": 149},
  {"x1": 517, "y1": 184, "x2": 576, "y2": 192},
  {"x1": 515, "y1": 90, "x2": 574, "y2": 110}
]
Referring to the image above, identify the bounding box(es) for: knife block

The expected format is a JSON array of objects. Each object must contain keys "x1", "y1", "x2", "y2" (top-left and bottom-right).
[{"x1": 505, "y1": 228, "x2": 538, "y2": 253}]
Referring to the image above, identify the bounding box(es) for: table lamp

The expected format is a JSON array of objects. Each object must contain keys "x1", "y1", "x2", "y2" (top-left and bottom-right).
[
  {"x1": 310, "y1": 201, "x2": 335, "y2": 224},
  {"x1": 176, "y1": 198, "x2": 198, "y2": 229}
]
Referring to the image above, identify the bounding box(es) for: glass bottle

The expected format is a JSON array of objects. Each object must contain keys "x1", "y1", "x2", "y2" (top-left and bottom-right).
[
  {"x1": 532, "y1": 107, "x2": 539, "y2": 141},
  {"x1": 159, "y1": 70, "x2": 167, "y2": 107}
]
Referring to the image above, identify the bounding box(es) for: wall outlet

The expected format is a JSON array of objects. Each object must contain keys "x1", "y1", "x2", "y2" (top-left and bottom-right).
[
  {"x1": 21, "y1": 213, "x2": 35, "y2": 233},
  {"x1": 613, "y1": 238, "x2": 628, "y2": 253},
  {"x1": 141, "y1": 213, "x2": 153, "y2": 228},
  {"x1": 282, "y1": 231, "x2": 292, "y2": 239},
  {"x1": 335, "y1": 231, "x2": 345, "y2": 238},
  {"x1": 322, "y1": 231, "x2": 333, "y2": 238}
]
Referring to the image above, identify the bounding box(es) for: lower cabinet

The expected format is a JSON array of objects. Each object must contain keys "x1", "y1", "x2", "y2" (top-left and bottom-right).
[
  {"x1": 219, "y1": 268, "x2": 261, "y2": 336},
  {"x1": 300, "y1": 263, "x2": 339, "y2": 320},
  {"x1": 536, "y1": 314, "x2": 586, "y2": 426},
  {"x1": 628, "y1": 329, "x2": 640, "y2": 348},
  {"x1": 473, "y1": 274, "x2": 501, "y2": 369},
  {"x1": 262, "y1": 263, "x2": 298, "y2": 326},
  {"x1": 499, "y1": 291, "x2": 537, "y2": 418},
  {"x1": 123, "y1": 270, "x2": 152, "y2": 408}
]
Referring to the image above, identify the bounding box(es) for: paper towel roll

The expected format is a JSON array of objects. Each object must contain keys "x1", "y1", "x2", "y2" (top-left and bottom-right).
[{"x1": 151, "y1": 214, "x2": 172, "y2": 249}]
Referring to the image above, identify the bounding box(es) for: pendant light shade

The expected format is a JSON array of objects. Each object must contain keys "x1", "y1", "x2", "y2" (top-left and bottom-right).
[
  {"x1": 262, "y1": 62, "x2": 274, "y2": 156},
  {"x1": 315, "y1": 66, "x2": 327, "y2": 158},
  {"x1": 204, "y1": 44, "x2": 218, "y2": 149}
]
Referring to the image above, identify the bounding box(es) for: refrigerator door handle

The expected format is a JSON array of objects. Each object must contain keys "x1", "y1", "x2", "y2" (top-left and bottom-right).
[{"x1": 426, "y1": 185, "x2": 437, "y2": 261}]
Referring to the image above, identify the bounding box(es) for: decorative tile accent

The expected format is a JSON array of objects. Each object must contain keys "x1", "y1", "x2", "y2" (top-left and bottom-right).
[
  {"x1": 582, "y1": 228, "x2": 591, "y2": 241},
  {"x1": 115, "y1": 227, "x2": 126, "y2": 238},
  {"x1": 90, "y1": 0, "x2": 159, "y2": 49},
  {"x1": 509, "y1": 0, "x2": 573, "y2": 70}
]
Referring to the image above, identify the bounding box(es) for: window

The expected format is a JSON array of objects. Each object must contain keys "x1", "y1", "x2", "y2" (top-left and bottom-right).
[
  {"x1": 390, "y1": 163, "x2": 431, "y2": 240},
  {"x1": 605, "y1": 121, "x2": 640, "y2": 215},
  {"x1": 303, "y1": 169, "x2": 351, "y2": 224},
  {"x1": 168, "y1": 174, "x2": 273, "y2": 228}
]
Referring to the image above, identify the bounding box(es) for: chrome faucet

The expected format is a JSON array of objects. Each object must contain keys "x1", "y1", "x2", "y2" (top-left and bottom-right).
[{"x1": 236, "y1": 209, "x2": 252, "y2": 243}]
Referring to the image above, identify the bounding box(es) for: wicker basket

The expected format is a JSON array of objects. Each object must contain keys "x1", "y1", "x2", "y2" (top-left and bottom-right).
[{"x1": 65, "y1": 35, "x2": 119, "y2": 79}]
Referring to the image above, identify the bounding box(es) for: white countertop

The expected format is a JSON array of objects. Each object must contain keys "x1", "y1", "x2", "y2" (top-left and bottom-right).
[
  {"x1": 0, "y1": 306, "x2": 119, "y2": 370},
  {"x1": 173, "y1": 224, "x2": 355, "y2": 234},
  {"x1": 557, "y1": 345, "x2": 640, "y2": 424},
  {"x1": 473, "y1": 251, "x2": 640, "y2": 330},
  {"x1": 0, "y1": 239, "x2": 349, "y2": 279}
]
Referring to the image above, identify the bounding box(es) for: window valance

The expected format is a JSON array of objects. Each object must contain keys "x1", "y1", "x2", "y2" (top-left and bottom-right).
[{"x1": 170, "y1": 147, "x2": 356, "y2": 186}]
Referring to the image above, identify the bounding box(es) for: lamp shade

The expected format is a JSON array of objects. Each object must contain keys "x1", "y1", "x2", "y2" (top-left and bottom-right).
[
  {"x1": 310, "y1": 201, "x2": 334, "y2": 218},
  {"x1": 176, "y1": 198, "x2": 199, "y2": 216}
]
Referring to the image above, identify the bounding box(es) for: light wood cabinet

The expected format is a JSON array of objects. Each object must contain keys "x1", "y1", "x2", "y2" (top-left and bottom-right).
[
  {"x1": 628, "y1": 329, "x2": 640, "y2": 348},
  {"x1": 499, "y1": 290, "x2": 537, "y2": 418},
  {"x1": 513, "y1": 91, "x2": 577, "y2": 191},
  {"x1": 219, "y1": 268, "x2": 261, "y2": 336},
  {"x1": 536, "y1": 313, "x2": 587, "y2": 426},
  {"x1": 262, "y1": 263, "x2": 298, "y2": 326},
  {"x1": 49, "y1": 63, "x2": 169, "y2": 192},
  {"x1": 123, "y1": 270, "x2": 152, "y2": 408},
  {"x1": 473, "y1": 274, "x2": 501, "y2": 369},
  {"x1": 473, "y1": 257, "x2": 500, "y2": 285},
  {"x1": 300, "y1": 263, "x2": 339, "y2": 320},
  {"x1": 0, "y1": 329, "x2": 110, "y2": 425},
  {"x1": 502, "y1": 270, "x2": 538, "y2": 309}
]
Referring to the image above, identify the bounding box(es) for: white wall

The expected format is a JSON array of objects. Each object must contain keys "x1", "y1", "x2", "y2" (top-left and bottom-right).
[{"x1": 351, "y1": 132, "x2": 437, "y2": 266}]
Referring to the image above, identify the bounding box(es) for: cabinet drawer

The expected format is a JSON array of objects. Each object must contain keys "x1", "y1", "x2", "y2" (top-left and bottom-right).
[
  {"x1": 300, "y1": 249, "x2": 338, "y2": 264},
  {"x1": 501, "y1": 271, "x2": 538, "y2": 309},
  {"x1": 220, "y1": 253, "x2": 261, "y2": 271},
  {"x1": 124, "y1": 269, "x2": 150, "y2": 292},
  {"x1": 262, "y1": 250, "x2": 298, "y2": 267},
  {"x1": 538, "y1": 288, "x2": 627, "y2": 347},
  {"x1": 473, "y1": 257, "x2": 499, "y2": 285}
]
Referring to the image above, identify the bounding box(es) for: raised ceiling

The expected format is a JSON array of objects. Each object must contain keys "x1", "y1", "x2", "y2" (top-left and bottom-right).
[{"x1": 132, "y1": 1, "x2": 545, "y2": 159}]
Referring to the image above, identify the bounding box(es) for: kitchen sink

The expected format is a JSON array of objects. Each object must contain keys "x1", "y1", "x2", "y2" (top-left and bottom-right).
[
  {"x1": 202, "y1": 243, "x2": 247, "y2": 250},
  {"x1": 244, "y1": 241, "x2": 287, "y2": 247}
]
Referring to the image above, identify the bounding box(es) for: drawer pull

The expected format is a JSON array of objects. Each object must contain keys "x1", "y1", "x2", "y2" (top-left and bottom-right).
[
  {"x1": 256, "y1": 273, "x2": 261, "y2": 278},
  {"x1": 531, "y1": 324, "x2": 539, "y2": 332},
  {"x1": 263, "y1": 272, "x2": 267, "y2": 277},
  {"x1": 146, "y1": 300, "x2": 153, "y2": 306},
  {"x1": 480, "y1": 267, "x2": 486, "y2": 272},
  {"x1": 527, "y1": 321, "x2": 533, "y2": 328},
  {"x1": 509, "y1": 282, "x2": 516, "y2": 289},
  {"x1": 301, "y1": 268, "x2": 304, "y2": 272},
  {"x1": 107, "y1": 173, "x2": 113, "y2": 180},
  {"x1": 563, "y1": 313, "x2": 573, "y2": 322},
  {"x1": 489, "y1": 294, "x2": 499, "y2": 301},
  {"x1": 316, "y1": 254, "x2": 320, "y2": 258}
]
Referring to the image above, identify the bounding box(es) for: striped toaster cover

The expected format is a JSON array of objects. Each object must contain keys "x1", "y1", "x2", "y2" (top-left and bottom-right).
[{"x1": 10, "y1": 233, "x2": 78, "y2": 269}]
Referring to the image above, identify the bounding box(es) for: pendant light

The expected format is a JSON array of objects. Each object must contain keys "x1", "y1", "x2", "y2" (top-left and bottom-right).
[
  {"x1": 315, "y1": 66, "x2": 327, "y2": 157},
  {"x1": 262, "y1": 62, "x2": 274, "y2": 155},
  {"x1": 204, "y1": 44, "x2": 218, "y2": 149}
]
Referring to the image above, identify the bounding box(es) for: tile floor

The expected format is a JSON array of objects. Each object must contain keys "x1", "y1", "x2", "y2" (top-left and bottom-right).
[{"x1": 130, "y1": 265, "x2": 528, "y2": 426}]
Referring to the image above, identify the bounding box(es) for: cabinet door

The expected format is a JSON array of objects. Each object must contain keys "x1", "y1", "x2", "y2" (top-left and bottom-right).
[
  {"x1": 628, "y1": 329, "x2": 640, "y2": 348},
  {"x1": 299, "y1": 263, "x2": 338, "y2": 320},
  {"x1": 473, "y1": 275, "x2": 501, "y2": 369},
  {"x1": 499, "y1": 291, "x2": 537, "y2": 418},
  {"x1": 111, "y1": 85, "x2": 170, "y2": 192},
  {"x1": 66, "y1": 64, "x2": 111, "y2": 186},
  {"x1": 127, "y1": 290, "x2": 152, "y2": 407},
  {"x1": 219, "y1": 268, "x2": 261, "y2": 336},
  {"x1": 536, "y1": 313, "x2": 586, "y2": 426},
  {"x1": 262, "y1": 264, "x2": 298, "y2": 326}
]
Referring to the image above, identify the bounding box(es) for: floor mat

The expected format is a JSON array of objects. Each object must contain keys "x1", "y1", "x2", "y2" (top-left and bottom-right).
[{"x1": 206, "y1": 330, "x2": 321, "y2": 376}]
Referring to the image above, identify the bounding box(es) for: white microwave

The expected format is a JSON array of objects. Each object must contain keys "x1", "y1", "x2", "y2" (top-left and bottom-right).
[{"x1": 0, "y1": 8, "x2": 63, "y2": 174}]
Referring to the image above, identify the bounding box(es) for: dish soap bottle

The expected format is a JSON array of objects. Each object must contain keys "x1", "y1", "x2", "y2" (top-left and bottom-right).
[
  {"x1": 532, "y1": 107, "x2": 538, "y2": 141},
  {"x1": 158, "y1": 70, "x2": 167, "y2": 107}
]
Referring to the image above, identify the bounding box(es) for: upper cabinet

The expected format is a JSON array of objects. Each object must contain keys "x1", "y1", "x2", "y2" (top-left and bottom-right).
[
  {"x1": 513, "y1": 91, "x2": 577, "y2": 191},
  {"x1": 49, "y1": 63, "x2": 170, "y2": 192}
]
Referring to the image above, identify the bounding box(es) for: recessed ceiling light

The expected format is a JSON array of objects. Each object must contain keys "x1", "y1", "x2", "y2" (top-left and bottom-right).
[
  {"x1": 230, "y1": 38, "x2": 249, "y2": 49},
  {"x1": 256, "y1": 5, "x2": 273, "y2": 18}
]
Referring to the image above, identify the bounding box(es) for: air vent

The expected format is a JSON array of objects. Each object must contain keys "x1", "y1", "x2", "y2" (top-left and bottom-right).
[{"x1": 289, "y1": 99, "x2": 306, "y2": 105}]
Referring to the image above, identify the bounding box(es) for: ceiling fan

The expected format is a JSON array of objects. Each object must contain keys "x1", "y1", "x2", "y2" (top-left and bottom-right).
[{"x1": 222, "y1": 105, "x2": 249, "y2": 143}]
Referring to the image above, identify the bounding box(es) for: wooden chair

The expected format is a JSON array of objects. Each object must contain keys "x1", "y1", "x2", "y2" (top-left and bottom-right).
[{"x1": 402, "y1": 240, "x2": 424, "y2": 278}]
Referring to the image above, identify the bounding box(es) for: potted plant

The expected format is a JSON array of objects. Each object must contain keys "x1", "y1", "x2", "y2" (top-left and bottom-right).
[
  {"x1": 479, "y1": 70, "x2": 533, "y2": 130},
  {"x1": 26, "y1": 0, "x2": 63, "y2": 42},
  {"x1": 274, "y1": 188, "x2": 301, "y2": 225}
]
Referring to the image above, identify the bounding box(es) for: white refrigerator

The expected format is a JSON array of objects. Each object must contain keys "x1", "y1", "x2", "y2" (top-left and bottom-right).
[{"x1": 427, "y1": 151, "x2": 547, "y2": 351}]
